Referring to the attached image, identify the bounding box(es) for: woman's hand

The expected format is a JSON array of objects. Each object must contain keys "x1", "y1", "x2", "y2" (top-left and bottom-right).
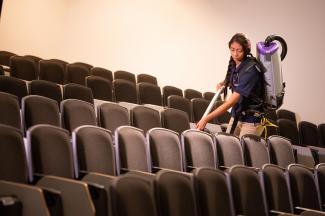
[
  {"x1": 216, "y1": 81, "x2": 225, "y2": 91},
  {"x1": 196, "y1": 117, "x2": 209, "y2": 131}
]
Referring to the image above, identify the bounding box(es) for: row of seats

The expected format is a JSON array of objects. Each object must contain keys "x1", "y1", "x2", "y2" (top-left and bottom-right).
[
  {"x1": 0, "y1": 75, "x2": 231, "y2": 125},
  {"x1": 1, "y1": 123, "x2": 325, "y2": 215}
]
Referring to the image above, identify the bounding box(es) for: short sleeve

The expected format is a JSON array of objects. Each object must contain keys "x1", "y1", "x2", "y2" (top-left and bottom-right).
[{"x1": 234, "y1": 66, "x2": 260, "y2": 97}]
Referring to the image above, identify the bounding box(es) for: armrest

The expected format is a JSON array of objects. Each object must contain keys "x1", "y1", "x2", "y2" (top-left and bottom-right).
[
  {"x1": 87, "y1": 183, "x2": 108, "y2": 216},
  {"x1": 41, "y1": 187, "x2": 63, "y2": 216}
]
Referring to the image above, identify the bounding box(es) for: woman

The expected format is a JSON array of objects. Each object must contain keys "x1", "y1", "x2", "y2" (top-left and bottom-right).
[{"x1": 196, "y1": 33, "x2": 264, "y2": 137}]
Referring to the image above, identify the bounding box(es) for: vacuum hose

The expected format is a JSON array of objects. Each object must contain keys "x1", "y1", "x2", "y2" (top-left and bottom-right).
[{"x1": 264, "y1": 35, "x2": 287, "y2": 61}]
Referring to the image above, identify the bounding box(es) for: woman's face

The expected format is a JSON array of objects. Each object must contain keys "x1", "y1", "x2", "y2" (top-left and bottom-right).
[{"x1": 230, "y1": 41, "x2": 244, "y2": 63}]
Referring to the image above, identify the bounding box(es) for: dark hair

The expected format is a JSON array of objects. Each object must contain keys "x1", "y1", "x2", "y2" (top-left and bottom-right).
[
  {"x1": 228, "y1": 33, "x2": 251, "y2": 57},
  {"x1": 224, "y1": 33, "x2": 252, "y2": 86}
]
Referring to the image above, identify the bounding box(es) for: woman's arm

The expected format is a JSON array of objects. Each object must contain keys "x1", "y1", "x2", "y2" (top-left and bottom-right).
[{"x1": 196, "y1": 92, "x2": 241, "y2": 130}]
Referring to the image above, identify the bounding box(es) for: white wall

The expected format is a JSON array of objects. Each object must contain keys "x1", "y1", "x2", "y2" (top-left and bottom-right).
[{"x1": 0, "y1": 0, "x2": 324, "y2": 124}]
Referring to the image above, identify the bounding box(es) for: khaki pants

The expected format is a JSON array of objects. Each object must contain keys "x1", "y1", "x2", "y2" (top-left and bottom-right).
[{"x1": 226, "y1": 117, "x2": 264, "y2": 138}]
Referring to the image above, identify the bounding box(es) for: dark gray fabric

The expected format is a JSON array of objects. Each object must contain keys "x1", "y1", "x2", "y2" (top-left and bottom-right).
[
  {"x1": 267, "y1": 136, "x2": 295, "y2": 168},
  {"x1": 29, "y1": 125, "x2": 74, "y2": 179},
  {"x1": 155, "y1": 170, "x2": 198, "y2": 216},
  {"x1": 137, "y1": 83, "x2": 162, "y2": 106},
  {"x1": 0, "y1": 124, "x2": 28, "y2": 183},
  {"x1": 61, "y1": 99, "x2": 97, "y2": 133},
  {"x1": 131, "y1": 106, "x2": 160, "y2": 134},
  {"x1": 117, "y1": 126, "x2": 150, "y2": 172},
  {"x1": 137, "y1": 74, "x2": 157, "y2": 86},
  {"x1": 161, "y1": 108, "x2": 190, "y2": 135},
  {"x1": 262, "y1": 164, "x2": 293, "y2": 213},
  {"x1": 99, "y1": 103, "x2": 130, "y2": 133},
  {"x1": 182, "y1": 130, "x2": 216, "y2": 169},
  {"x1": 23, "y1": 95, "x2": 60, "y2": 130},
  {"x1": 277, "y1": 119, "x2": 300, "y2": 146},
  {"x1": 91, "y1": 67, "x2": 113, "y2": 82},
  {"x1": 277, "y1": 109, "x2": 297, "y2": 123},
  {"x1": 112, "y1": 174, "x2": 158, "y2": 216},
  {"x1": 10, "y1": 56, "x2": 38, "y2": 81},
  {"x1": 63, "y1": 83, "x2": 94, "y2": 104},
  {"x1": 318, "y1": 124, "x2": 325, "y2": 148},
  {"x1": 0, "y1": 75, "x2": 28, "y2": 105},
  {"x1": 193, "y1": 168, "x2": 233, "y2": 216},
  {"x1": 288, "y1": 164, "x2": 322, "y2": 211},
  {"x1": 0, "y1": 51, "x2": 16, "y2": 66},
  {"x1": 184, "y1": 88, "x2": 202, "y2": 101},
  {"x1": 162, "y1": 86, "x2": 183, "y2": 106},
  {"x1": 203, "y1": 92, "x2": 215, "y2": 101},
  {"x1": 39, "y1": 59, "x2": 68, "y2": 84},
  {"x1": 241, "y1": 135, "x2": 270, "y2": 168},
  {"x1": 167, "y1": 95, "x2": 191, "y2": 121},
  {"x1": 113, "y1": 79, "x2": 137, "y2": 104},
  {"x1": 148, "y1": 128, "x2": 183, "y2": 171},
  {"x1": 191, "y1": 98, "x2": 212, "y2": 123},
  {"x1": 215, "y1": 133, "x2": 244, "y2": 167},
  {"x1": 75, "y1": 126, "x2": 116, "y2": 176},
  {"x1": 0, "y1": 92, "x2": 21, "y2": 130},
  {"x1": 299, "y1": 121, "x2": 320, "y2": 147},
  {"x1": 30, "y1": 80, "x2": 62, "y2": 104},
  {"x1": 114, "y1": 70, "x2": 136, "y2": 83},
  {"x1": 316, "y1": 163, "x2": 325, "y2": 207},
  {"x1": 229, "y1": 166, "x2": 268, "y2": 216},
  {"x1": 66, "y1": 62, "x2": 92, "y2": 85},
  {"x1": 86, "y1": 75, "x2": 113, "y2": 101}
]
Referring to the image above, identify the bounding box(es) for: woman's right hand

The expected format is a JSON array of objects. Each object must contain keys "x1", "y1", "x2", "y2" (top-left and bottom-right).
[{"x1": 216, "y1": 81, "x2": 224, "y2": 91}]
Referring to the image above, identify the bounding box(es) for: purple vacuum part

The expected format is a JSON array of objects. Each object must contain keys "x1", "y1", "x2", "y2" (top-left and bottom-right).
[{"x1": 257, "y1": 42, "x2": 278, "y2": 55}]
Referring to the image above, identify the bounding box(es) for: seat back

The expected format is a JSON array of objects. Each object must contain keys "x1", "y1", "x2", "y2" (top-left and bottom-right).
[
  {"x1": 39, "y1": 59, "x2": 68, "y2": 84},
  {"x1": 61, "y1": 99, "x2": 97, "y2": 133},
  {"x1": 113, "y1": 79, "x2": 137, "y2": 104},
  {"x1": 114, "y1": 70, "x2": 136, "y2": 83},
  {"x1": 10, "y1": 55, "x2": 38, "y2": 81},
  {"x1": 229, "y1": 165, "x2": 268, "y2": 216},
  {"x1": 131, "y1": 106, "x2": 161, "y2": 134},
  {"x1": 0, "y1": 92, "x2": 21, "y2": 130},
  {"x1": 91, "y1": 67, "x2": 113, "y2": 82},
  {"x1": 193, "y1": 168, "x2": 234, "y2": 216},
  {"x1": 0, "y1": 75, "x2": 28, "y2": 105},
  {"x1": 22, "y1": 95, "x2": 60, "y2": 130},
  {"x1": 191, "y1": 98, "x2": 212, "y2": 123},
  {"x1": 182, "y1": 130, "x2": 217, "y2": 169},
  {"x1": 161, "y1": 108, "x2": 190, "y2": 135},
  {"x1": 267, "y1": 135, "x2": 295, "y2": 168},
  {"x1": 215, "y1": 133, "x2": 244, "y2": 167},
  {"x1": 29, "y1": 80, "x2": 62, "y2": 104},
  {"x1": 66, "y1": 62, "x2": 92, "y2": 85},
  {"x1": 241, "y1": 135, "x2": 270, "y2": 168},
  {"x1": 0, "y1": 124, "x2": 28, "y2": 183},
  {"x1": 98, "y1": 102, "x2": 130, "y2": 133},
  {"x1": 86, "y1": 75, "x2": 113, "y2": 101},
  {"x1": 162, "y1": 85, "x2": 183, "y2": 106},
  {"x1": 318, "y1": 124, "x2": 325, "y2": 148},
  {"x1": 203, "y1": 91, "x2": 216, "y2": 101},
  {"x1": 0, "y1": 51, "x2": 16, "y2": 66},
  {"x1": 147, "y1": 128, "x2": 183, "y2": 171},
  {"x1": 112, "y1": 173, "x2": 158, "y2": 216},
  {"x1": 288, "y1": 164, "x2": 322, "y2": 210},
  {"x1": 28, "y1": 125, "x2": 74, "y2": 179},
  {"x1": 299, "y1": 121, "x2": 320, "y2": 147},
  {"x1": 167, "y1": 95, "x2": 192, "y2": 121},
  {"x1": 262, "y1": 164, "x2": 294, "y2": 213},
  {"x1": 63, "y1": 83, "x2": 94, "y2": 104},
  {"x1": 115, "y1": 126, "x2": 151, "y2": 172},
  {"x1": 137, "y1": 83, "x2": 162, "y2": 106},
  {"x1": 277, "y1": 119, "x2": 300, "y2": 145},
  {"x1": 137, "y1": 74, "x2": 158, "y2": 86},
  {"x1": 155, "y1": 170, "x2": 198, "y2": 216},
  {"x1": 73, "y1": 126, "x2": 117, "y2": 177},
  {"x1": 315, "y1": 163, "x2": 325, "y2": 207},
  {"x1": 277, "y1": 109, "x2": 297, "y2": 123},
  {"x1": 184, "y1": 88, "x2": 202, "y2": 100}
]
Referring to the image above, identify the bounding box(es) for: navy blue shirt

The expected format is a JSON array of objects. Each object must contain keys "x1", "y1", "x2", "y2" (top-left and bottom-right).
[{"x1": 229, "y1": 58, "x2": 263, "y2": 123}]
